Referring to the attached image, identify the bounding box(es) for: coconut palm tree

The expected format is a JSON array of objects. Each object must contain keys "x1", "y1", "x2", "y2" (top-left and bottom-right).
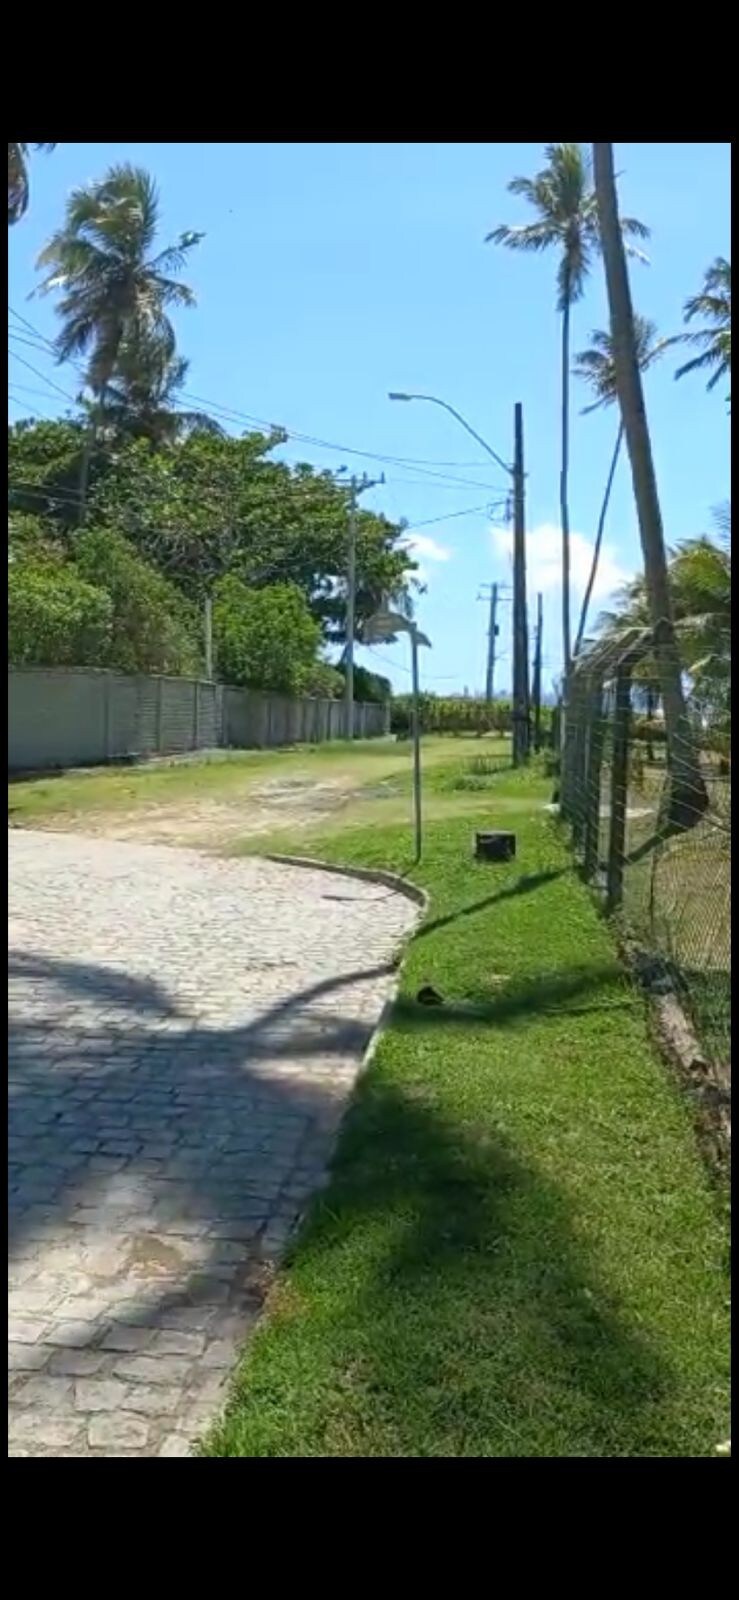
[
  {"x1": 35, "y1": 164, "x2": 203, "y2": 513},
  {"x1": 572, "y1": 317, "x2": 673, "y2": 657},
  {"x1": 101, "y1": 335, "x2": 222, "y2": 447},
  {"x1": 8, "y1": 142, "x2": 56, "y2": 225},
  {"x1": 592, "y1": 142, "x2": 707, "y2": 834},
  {"x1": 675, "y1": 257, "x2": 731, "y2": 402},
  {"x1": 486, "y1": 143, "x2": 649, "y2": 675},
  {"x1": 598, "y1": 516, "x2": 730, "y2": 729}
]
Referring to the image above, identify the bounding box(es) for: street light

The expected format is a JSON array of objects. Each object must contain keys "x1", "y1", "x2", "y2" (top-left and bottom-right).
[
  {"x1": 365, "y1": 607, "x2": 431, "y2": 864},
  {"x1": 388, "y1": 390, "x2": 530, "y2": 766},
  {"x1": 388, "y1": 392, "x2": 514, "y2": 479}
]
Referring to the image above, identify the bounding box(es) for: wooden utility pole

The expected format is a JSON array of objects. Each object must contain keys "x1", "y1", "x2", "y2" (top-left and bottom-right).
[
  {"x1": 511, "y1": 402, "x2": 529, "y2": 765},
  {"x1": 531, "y1": 591, "x2": 543, "y2": 752}
]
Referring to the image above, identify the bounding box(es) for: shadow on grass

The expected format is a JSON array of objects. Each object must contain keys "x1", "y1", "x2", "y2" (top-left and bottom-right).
[
  {"x1": 411, "y1": 867, "x2": 570, "y2": 944},
  {"x1": 393, "y1": 961, "x2": 636, "y2": 1030},
  {"x1": 213, "y1": 1080, "x2": 677, "y2": 1458}
]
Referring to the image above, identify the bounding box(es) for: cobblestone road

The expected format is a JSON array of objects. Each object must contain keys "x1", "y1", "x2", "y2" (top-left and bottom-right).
[{"x1": 8, "y1": 831, "x2": 417, "y2": 1457}]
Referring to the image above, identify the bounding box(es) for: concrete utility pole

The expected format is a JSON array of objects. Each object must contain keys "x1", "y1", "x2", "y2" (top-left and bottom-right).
[
  {"x1": 511, "y1": 402, "x2": 530, "y2": 767},
  {"x1": 532, "y1": 591, "x2": 543, "y2": 752},
  {"x1": 485, "y1": 582, "x2": 498, "y2": 702},
  {"x1": 389, "y1": 391, "x2": 530, "y2": 763},
  {"x1": 344, "y1": 472, "x2": 384, "y2": 739},
  {"x1": 478, "y1": 583, "x2": 511, "y2": 704}
]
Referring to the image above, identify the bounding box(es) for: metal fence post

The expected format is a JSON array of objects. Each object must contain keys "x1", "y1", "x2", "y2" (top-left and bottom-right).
[
  {"x1": 583, "y1": 673, "x2": 605, "y2": 882},
  {"x1": 192, "y1": 680, "x2": 199, "y2": 750},
  {"x1": 103, "y1": 674, "x2": 112, "y2": 761},
  {"x1": 156, "y1": 676, "x2": 164, "y2": 754},
  {"x1": 606, "y1": 665, "x2": 632, "y2": 914}
]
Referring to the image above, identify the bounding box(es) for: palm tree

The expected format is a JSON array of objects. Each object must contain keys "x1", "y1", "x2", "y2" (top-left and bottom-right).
[
  {"x1": 8, "y1": 142, "x2": 56, "y2": 225},
  {"x1": 101, "y1": 335, "x2": 222, "y2": 447},
  {"x1": 598, "y1": 516, "x2": 730, "y2": 737},
  {"x1": 675, "y1": 257, "x2": 731, "y2": 401},
  {"x1": 592, "y1": 142, "x2": 707, "y2": 834},
  {"x1": 572, "y1": 317, "x2": 673, "y2": 657},
  {"x1": 486, "y1": 143, "x2": 649, "y2": 675},
  {"x1": 35, "y1": 164, "x2": 203, "y2": 513}
]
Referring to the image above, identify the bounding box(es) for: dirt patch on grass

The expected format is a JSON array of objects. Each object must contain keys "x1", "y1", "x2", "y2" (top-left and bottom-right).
[{"x1": 20, "y1": 775, "x2": 360, "y2": 850}]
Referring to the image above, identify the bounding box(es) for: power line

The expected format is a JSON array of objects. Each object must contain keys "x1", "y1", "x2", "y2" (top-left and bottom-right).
[
  {"x1": 8, "y1": 348, "x2": 78, "y2": 404},
  {"x1": 9, "y1": 303, "x2": 509, "y2": 493},
  {"x1": 365, "y1": 645, "x2": 458, "y2": 683}
]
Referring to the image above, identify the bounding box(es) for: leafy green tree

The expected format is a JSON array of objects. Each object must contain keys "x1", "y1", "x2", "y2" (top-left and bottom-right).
[
  {"x1": 8, "y1": 142, "x2": 56, "y2": 225},
  {"x1": 8, "y1": 416, "x2": 92, "y2": 530},
  {"x1": 8, "y1": 560, "x2": 112, "y2": 666},
  {"x1": 8, "y1": 512, "x2": 65, "y2": 565},
  {"x1": 342, "y1": 664, "x2": 392, "y2": 703},
  {"x1": 74, "y1": 527, "x2": 199, "y2": 676},
  {"x1": 299, "y1": 660, "x2": 345, "y2": 699},
  {"x1": 572, "y1": 316, "x2": 672, "y2": 656},
  {"x1": 213, "y1": 578, "x2": 322, "y2": 694},
  {"x1": 86, "y1": 430, "x2": 416, "y2": 633},
  {"x1": 487, "y1": 143, "x2": 648, "y2": 674}
]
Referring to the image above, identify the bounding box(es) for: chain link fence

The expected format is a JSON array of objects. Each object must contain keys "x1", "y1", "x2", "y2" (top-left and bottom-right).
[{"x1": 560, "y1": 641, "x2": 730, "y2": 1079}]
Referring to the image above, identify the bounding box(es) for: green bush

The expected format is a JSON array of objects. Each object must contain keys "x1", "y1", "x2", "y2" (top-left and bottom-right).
[
  {"x1": 75, "y1": 528, "x2": 199, "y2": 676},
  {"x1": 213, "y1": 576, "x2": 322, "y2": 694},
  {"x1": 390, "y1": 695, "x2": 514, "y2": 737},
  {"x1": 8, "y1": 560, "x2": 113, "y2": 667}
]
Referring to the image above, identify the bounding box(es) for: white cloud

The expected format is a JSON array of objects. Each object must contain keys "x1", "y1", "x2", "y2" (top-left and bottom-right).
[
  {"x1": 401, "y1": 533, "x2": 452, "y2": 564},
  {"x1": 491, "y1": 522, "x2": 633, "y2": 604}
]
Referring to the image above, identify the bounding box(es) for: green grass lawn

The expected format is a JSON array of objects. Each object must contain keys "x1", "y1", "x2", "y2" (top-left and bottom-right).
[{"x1": 204, "y1": 757, "x2": 730, "y2": 1458}]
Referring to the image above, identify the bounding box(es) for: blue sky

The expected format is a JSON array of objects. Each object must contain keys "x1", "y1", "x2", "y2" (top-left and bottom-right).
[{"x1": 8, "y1": 141, "x2": 731, "y2": 696}]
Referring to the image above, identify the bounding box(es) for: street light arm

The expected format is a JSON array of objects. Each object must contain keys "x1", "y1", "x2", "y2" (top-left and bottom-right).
[{"x1": 388, "y1": 391, "x2": 513, "y2": 478}]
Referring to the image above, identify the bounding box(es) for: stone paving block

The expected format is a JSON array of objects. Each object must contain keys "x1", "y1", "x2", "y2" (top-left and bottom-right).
[
  {"x1": 100, "y1": 1324, "x2": 154, "y2": 1352},
  {"x1": 8, "y1": 830, "x2": 418, "y2": 1456},
  {"x1": 45, "y1": 1321, "x2": 100, "y2": 1349},
  {"x1": 49, "y1": 1349, "x2": 109, "y2": 1377},
  {"x1": 13, "y1": 1376, "x2": 74, "y2": 1409},
  {"x1": 9, "y1": 1342, "x2": 52, "y2": 1372},
  {"x1": 122, "y1": 1384, "x2": 183, "y2": 1417},
  {"x1": 112, "y1": 1355, "x2": 193, "y2": 1385},
  {"x1": 158, "y1": 1434, "x2": 191, "y2": 1456},
  {"x1": 8, "y1": 1318, "x2": 50, "y2": 1345},
  {"x1": 148, "y1": 1329, "x2": 206, "y2": 1358},
  {"x1": 89, "y1": 1414, "x2": 149, "y2": 1450},
  {"x1": 74, "y1": 1378, "x2": 131, "y2": 1412}
]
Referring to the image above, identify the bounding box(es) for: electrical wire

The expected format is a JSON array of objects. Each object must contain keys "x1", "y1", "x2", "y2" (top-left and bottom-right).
[
  {"x1": 9, "y1": 303, "x2": 509, "y2": 493},
  {"x1": 9, "y1": 349, "x2": 79, "y2": 404}
]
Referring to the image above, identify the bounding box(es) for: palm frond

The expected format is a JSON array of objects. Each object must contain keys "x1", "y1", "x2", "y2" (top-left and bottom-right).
[{"x1": 484, "y1": 221, "x2": 558, "y2": 250}]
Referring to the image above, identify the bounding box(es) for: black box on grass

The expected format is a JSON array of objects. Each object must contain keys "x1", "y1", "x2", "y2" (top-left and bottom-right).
[{"x1": 474, "y1": 830, "x2": 516, "y2": 862}]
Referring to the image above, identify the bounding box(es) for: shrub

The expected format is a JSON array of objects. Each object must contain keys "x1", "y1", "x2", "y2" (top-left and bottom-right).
[{"x1": 8, "y1": 560, "x2": 113, "y2": 667}]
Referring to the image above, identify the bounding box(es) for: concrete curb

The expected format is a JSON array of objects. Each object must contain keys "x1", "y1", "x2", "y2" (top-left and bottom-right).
[
  {"x1": 263, "y1": 852, "x2": 428, "y2": 1249},
  {"x1": 265, "y1": 852, "x2": 429, "y2": 911}
]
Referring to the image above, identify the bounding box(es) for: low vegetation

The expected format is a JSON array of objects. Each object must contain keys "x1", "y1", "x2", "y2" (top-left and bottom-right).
[{"x1": 189, "y1": 745, "x2": 730, "y2": 1459}]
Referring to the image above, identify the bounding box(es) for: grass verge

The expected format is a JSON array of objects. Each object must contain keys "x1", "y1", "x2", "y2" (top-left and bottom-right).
[{"x1": 204, "y1": 761, "x2": 730, "y2": 1458}]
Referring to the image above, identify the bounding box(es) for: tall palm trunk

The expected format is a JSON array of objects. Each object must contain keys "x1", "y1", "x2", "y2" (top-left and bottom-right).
[
  {"x1": 592, "y1": 143, "x2": 708, "y2": 832},
  {"x1": 560, "y1": 293, "x2": 572, "y2": 676},
  {"x1": 573, "y1": 421, "x2": 623, "y2": 658}
]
